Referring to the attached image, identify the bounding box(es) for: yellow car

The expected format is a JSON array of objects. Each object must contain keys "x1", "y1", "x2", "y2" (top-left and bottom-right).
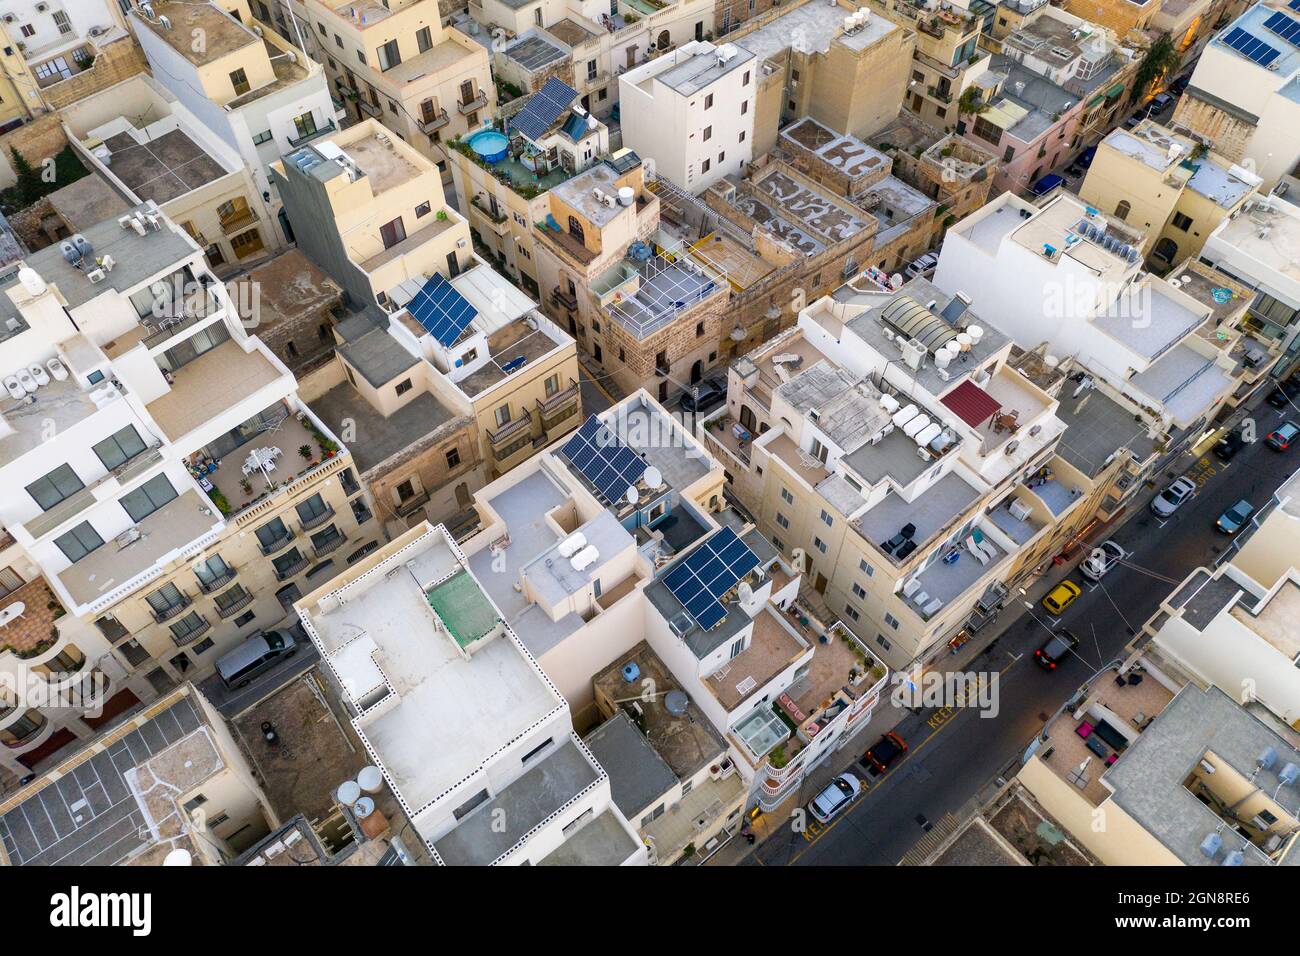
[{"x1": 1042, "y1": 580, "x2": 1082, "y2": 615}]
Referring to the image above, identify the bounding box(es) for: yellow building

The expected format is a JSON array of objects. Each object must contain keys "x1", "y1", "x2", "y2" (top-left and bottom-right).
[
  {"x1": 1061, "y1": 0, "x2": 1163, "y2": 37},
  {"x1": 295, "y1": 0, "x2": 495, "y2": 180},
  {"x1": 1079, "y1": 119, "x2": 1260, "y2": 268}
]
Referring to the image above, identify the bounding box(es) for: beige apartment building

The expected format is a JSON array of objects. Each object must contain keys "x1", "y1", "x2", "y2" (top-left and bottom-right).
[
  {"x1": 1080, "y1": 119, "x2": 1260, "y2": 269},
  {"x1": 274, "y1": 119, "x2": 583, "y2": 483},
  {"x1": 1060, "y1": 0, "x2": 1163, "y2": 36},
  {"x1": 293, "y1": 0, "x2": 495, "y2": 178}
]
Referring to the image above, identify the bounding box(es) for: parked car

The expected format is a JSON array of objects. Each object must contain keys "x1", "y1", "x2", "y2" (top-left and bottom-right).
[
  {"x1": 1034, "y1": 629, "x2": 1080, "y2": 671},
  {"x1": 1065, "y1": 146, "x2": 1096, "y2": 177},
  {"x1": 1216, "y1": 499, "x2": 1255, "y2": 535},
  {"x1": 809, "y1": 773, "x2": 861, "y2": 824},
  {"x1": 678, "y1": 380, "x2": 726, "y2": 414},
  {"x1": 1151, "y1": 92, "x2": 1175, "y2": 112},
  {"x1": 1030, "y1": 173, "x2": 1066, "y2": 196},
  {"x1": 1079, "y1": 540, "x2": 1127, "y2": 583},
  {"x1": 1267, "y1": 422, "x2": 1300, "y2": 451},
  {"x1": 1213, "y1": 427, "x2": 1247, "y2": 462},
  {"x1": 217, "y1": 627, "x2": 300, "y2": 689},
  {"x1": 1123, "y1": 112, "x2": 1143, "y2": 130},
  {"x1": 1042, "y1": 580, "x2": 1082, "y2": 615},
  {"x1": 1150, "y1": 476, "x2": 1197, "y2": 518},
  {"x1": 1170, "y1": 75, "x2": 1190, "y2": 95},
  {"x1": 1268, "y1": 378, "x2": 1300, "y2": 408},
  {"x1": 862, "y1": 732, "x2": 908, "y2": 775},
  {"x1": 904, "y1": 251, "x2": 939, "y2": 280}
]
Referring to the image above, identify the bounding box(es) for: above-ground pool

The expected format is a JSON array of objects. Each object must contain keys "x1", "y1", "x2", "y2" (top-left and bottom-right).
[{"x1": 469, "y1": 130, "x2": 508, "y2": 163}]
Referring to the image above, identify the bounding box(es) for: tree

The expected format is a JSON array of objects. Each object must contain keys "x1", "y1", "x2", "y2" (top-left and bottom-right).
[
  {"x1": 1130, "y1": 34, "x2": 1180, "y2": 104},
  {"x1": 9, "y1": 147, "x2": 42, "y2": 207},
  {"x1": 957, "y1": 86, "x2": 988, "y2": 118}
]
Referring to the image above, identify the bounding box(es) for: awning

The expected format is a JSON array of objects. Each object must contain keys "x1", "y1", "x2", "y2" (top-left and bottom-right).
[
  {"x1": 940, "y1": 379, "x2": 1002, "y2": 428},
  {"x1": 1104, "y1": 81, "x2": 1126, "y2": 99}
]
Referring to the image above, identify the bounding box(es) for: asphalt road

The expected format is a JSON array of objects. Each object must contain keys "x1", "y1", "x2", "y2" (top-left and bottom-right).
[{"x1": 752, "y1": 397, "x2": 1300, "y2": 867}]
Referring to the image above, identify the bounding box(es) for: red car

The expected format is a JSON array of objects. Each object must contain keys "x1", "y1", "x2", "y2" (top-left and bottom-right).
[{"x1": 861, "y1": 732, "x2": 908, "y2": 775}]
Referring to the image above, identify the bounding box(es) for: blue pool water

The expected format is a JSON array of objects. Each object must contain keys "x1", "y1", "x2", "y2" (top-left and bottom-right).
[{"x1": 469, "y1": 130, "x2": 509, "y2": 163}]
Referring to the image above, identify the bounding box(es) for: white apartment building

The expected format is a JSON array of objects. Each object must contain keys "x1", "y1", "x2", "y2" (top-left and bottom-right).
[
  {"x1": 1173, "y1": 1, "x2": 1300, "y2": 190},
  {"x1": 129, "y1": 0, "x2": 343, "y2": 249},
  {"x1": 619, "y1": 39, "x2": 755, "y2": 193},
  {"x1": 456, "y1": 391, "x2": 889, "y2": 820},
  {"x1": 934, "y1": 191, "x2": 1241, "y2": 439},
  {"x1": 298, "y1": 521, "x2": 647, "y2": 866},
  {"x1": 0, "y1": 200, "x2": 378, "y2": 778}
]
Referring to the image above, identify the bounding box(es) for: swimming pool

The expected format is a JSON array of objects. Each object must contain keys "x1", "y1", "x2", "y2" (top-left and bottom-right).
[{"x1": 469, "y1": 129, "x2": 509, "y2": 163}]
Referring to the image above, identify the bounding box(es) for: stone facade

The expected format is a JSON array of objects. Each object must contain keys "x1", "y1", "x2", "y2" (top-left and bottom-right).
[
  {"x1": 40, "y1": 36, "x2": 148, "y2": 110},
  {"x1": 1172, "y1": 92, "x2": 1255, "y2": 164}
]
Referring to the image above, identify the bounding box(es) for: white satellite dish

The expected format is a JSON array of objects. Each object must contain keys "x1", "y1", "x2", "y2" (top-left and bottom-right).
[
  {"x1": 626, "y1": 485, "x2": 640, "y2": 505},
  {"x1": 644, "y1": 466, "x2": 663, "y2": 489},
  {"x1": 890, "y1": 273, "x2": 904, "y2": 289},
  {"x1": 163, "y1": 848, "x2": 192, "y2": 866}
]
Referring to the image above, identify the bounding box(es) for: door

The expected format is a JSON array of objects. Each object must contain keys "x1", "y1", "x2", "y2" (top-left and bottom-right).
[
  {"x1": 739, "y1": 405, "x2": 757, "y2": 431},
  {"x1": 455, "y1": 482, "x2": 471, "y2": 509},
  {"x1": 815, "y1": 573, "x2": 828, "y2": 594},
  {"x1": 446, "y1": 252, "x2": 460, "y2": 277},
  {"x1": 911, "y1": 93, "x2": 922, "y2": 112},
  {"x1": 690, "y1": 360, "x2": 703, "y2": 384}
]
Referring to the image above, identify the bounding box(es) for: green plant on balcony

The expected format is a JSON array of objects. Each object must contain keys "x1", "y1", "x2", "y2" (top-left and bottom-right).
[
  {"x1": 240, "y1": 477, "x2": 253, "y2": 496},
  {"x1": 682, "y1": 842, "x2": 696, "y2": 858},
  {"x1": 208, "y1": 489, "x2": 233, "y2": 517},
  {"x1": 768, "y1": 745, "x2": 788, "y2": 769},
  {"x1": 437, "y1": 209, "x2": 448, "y2": 221},
  {"x1": 298, "y1": 444, "x2": 312, "y2": 460},
  {"x1": 869, "y1": 663, "x2": 886, "y2": 682}
]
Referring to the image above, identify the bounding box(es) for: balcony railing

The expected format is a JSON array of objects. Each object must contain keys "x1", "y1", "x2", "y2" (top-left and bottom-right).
[
  {"x1": 197, "y1": 566, "x2": 238, "y2": 594},
  {"x1": 395, "y1": 491, "x2": 431, "y2": 518},
  {"x1": 274, "y1": 553, "x2": 309, "y2": 581},
  {"x1": 287, "y1": 118, "x2": 337, "y2": 148},
  {"x1": 313, "y1": 531, "x2": 347, "y2": 558},
  {"x1": 219, "y1": 208, "x2": 259, "y2": 235},
  {"x1": 419, "y1": 108, "x2": 450, "y2": 134},
  {"x1": 551, "y1": 286, "x2": 578, "y2": 311},
  {"x1": 358, "y1": 98, "x2": 382, "y2": 118},
  {"x1": 258, "y1": 528, "x2": 296, "y2": 556},
  {"x1": 297, "y1": 505, "x2": 336, "y2": 533},
  {"x1": 458, "y1": 90, "x2": 488, "y2": 114},
  {"x1": 537, "y1": 379, "x2": 579, "y2": 419},
  {"x1": 214, "y1": 589, "x2": 254, "y2": 618},
  {"x1": 151, "y1": 594, "x2": 193, "y2": 624},
  {"x1": 171, "y1": 617, "x2": 212, "y2": 647},
  {"x1": 487, "y1": 414, "x2": 532, "y2": 447}
]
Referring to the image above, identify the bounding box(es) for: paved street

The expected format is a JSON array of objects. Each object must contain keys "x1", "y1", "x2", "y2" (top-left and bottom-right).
[{"x1": 749, "y1": 395, "x2": 1300, "y2": 866}]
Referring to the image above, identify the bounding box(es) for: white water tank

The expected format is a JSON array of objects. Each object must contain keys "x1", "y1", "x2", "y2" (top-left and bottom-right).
[
  {"x1": 558, "y1": 532, "x2": 587, "y2": 557},
  {"x1": 618, "y1": 186, "x2": 634, "y2": 207},
  {"x1": 337, "y1": 780, "x2": 361, "y2": 806},
  {"x1": 357, "y1": 765, "x2": 384, "y2": 794},
  {"x1": 903, "y1": 413, "x2": 930, "y2": 438},
  {"x1": 915, "y1": 422, "x2": 942, "y2": 447},
  {"x1": 17, "y1": 267, "x2": 44, "y2": 297},
  {"x1": 879, "y1": 393, "x2": 900, "y2": 414},
  {"x1": 892, "y1": 403, "x2": 919, "y2": 428},
  {"x1": 571, "y1": 545, "x2": 600, "y2": 571},
  {"x1": 966, "y1": 325, "x2": 984, "y2": 345}
]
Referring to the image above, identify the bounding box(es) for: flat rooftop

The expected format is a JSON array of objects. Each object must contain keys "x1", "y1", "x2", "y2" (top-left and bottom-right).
[
  {"x1": 1055, "y1": 385, "x2": 1155, "y2": 478},
  {"x1": 342, "y1": 132, "x2": 423, "y2": 194},
  {"x1": 584, "y1": 711, "x2": 678, "y2": 818},
  {"x1": 654, "y1": 44, "x2": 754, "y2": 97},
  {"x1": 145, "y1": 338, "x2": 284, "y2": 442},
  {"x1": 733, "y1": 167, "x2": 871, "y2": 253},
  {"x1": 309, "y1": 385, "x2": 456, "y2": 474},
  {"x1": 1213, "y1": 3, "x2": 1300, "y2": 78},
  {"x1": 227, "y1": 250, "x2": 343, "y2": 334},
  {"x1": 537, "y1": 806, "x2": 639, "y2": 865},
  {"x1": 1128, "y1": 343, "x2": 1234, "y2": 424},
  {"x1": 99, "y1": 128, "x2": 230, "y2": 204},
  {"x1": 1092, "y1": 280, "x2": 1206, "y2": 360},
  {"x1": 1231, "y1": 579, "x2": 1300, "y2": 660},
  {"x1": 0, "y1": 691, "x2": 212, "y2": 866},
  {"x1": 306, "y1": 529, "x2": 563, "y2": 821},
  {"x1": 456, "y1": 319, "x2": 565, "y2": 396},
  {"x1": 734, "y1": 2, "x2": 897, "y2": 60},
  {"x1": 1106, "y1": 684, "x2": 1300, "y2": 866},
  {"x1": 1101, "y1": 123, "x2": 1194, "y2": 172},
  {"x1": 0, "y1": 376, "x2": 100, "y2": 467},
  {"x1": 134, "y1": 2, "x2": 258, "y2": 66},
  {"x1": 1213, "y1": 203, "x2": 1300, "y2": 284},
  {"x1": 856, "y1": 470, "x2": 982, "y2": 561},
  {"x1": 781, "y1": 117, "x2": 888, "y2": 179},
  {"x1": 503, "y1": 31, "x2": 568, "y2": 73}
]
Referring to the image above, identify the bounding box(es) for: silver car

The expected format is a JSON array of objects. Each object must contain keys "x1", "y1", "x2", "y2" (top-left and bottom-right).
[
  {"x1": 809, "y1": 773, "x2": 860, "y2": 824},
  {"x1": 1079, "y1": 540, "x2": 1127, "y2": 582},
  {"x1": 1150, "y1": 477, "x2": 1196, "y2": 518}
]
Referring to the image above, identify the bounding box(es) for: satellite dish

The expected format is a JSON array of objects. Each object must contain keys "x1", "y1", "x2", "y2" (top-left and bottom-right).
[
  {"x1": 890, "y1": 273, "x2": 904, "y2": 289},
  {"x1": 626, "y1": 485, "x2": 640, "y2": 505},
  {"x1": 644, "y1": 466, "x2": 663, "y2": 489},
  {"x1": 163, "y1": 849, "x2": 192, "y2": 866}
]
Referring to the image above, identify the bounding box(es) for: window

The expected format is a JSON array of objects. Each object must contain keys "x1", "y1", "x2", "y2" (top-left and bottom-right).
[
  {"x1": 739, "y1": 130, "x2": 746, "y2": 143},
  {"x1": 395, "y1": 378, "x2": 413, "y2": 396},
  {"x1": 1114, "y1": 200, "x2": 1131, "y2": 222},
  {"x1": 234, "y1": 610, "x2": 256, "y2": 627},
  {"x1": 446, "y1": 447, "x2": 461, "y2": 469},
  {"x1": 743, "y1": 69, "x2": 750, "y2": 85},
  {"x1": 55, "y1": 522, "x2": 103, "y2": 563},
  {"x1": 415, "y1": 201, "x2": 432, "y2": 218},
  {"x1": 701, "y1": 158, "x2": 711, "y2": 173},
  {"x1": 852, "y1": 582, "x2": 867, "y2": 599},
  {"x1": 255, "y1": 517, "x2": 290, "y2": 552},
  {"x1": 1172, "y1": 212, "x2": 1193, "y2": 231},
  {"x1": 26, "y1": 464, "x2": 84, "y2": 511},
  {"x1": 146, "y1": 583, "x2": 187, "y2": 618},
  {"x1": 272, "y1": 547, "x2": 305, "y2": 579},
  {"x1": 296, "y1": 493, "x2": 331, "y2": 526},
  {"x1": 858, "y1": 558, "x2": 873, "y2": 577},
  {"x1": 417, "y1": 26, "x2": 432, "y2": 52},
  {"x1": 587, "y1": 59, "x2": 598, "y2": 81},
  {"x1": 696, "y1": 321, "x2": 705, "y2": 337},
  {"x1": 703, "y1": 125, "x2": 712, "y2": 141},
  {"x1": 121, "y1": 474, "x2": 178, "y2": 523},
  {"x1": 191, "y1": 638, "x2": 215, "y2": 655},
  {"x1": 193, "y1": 555, "x2": 233, "y2": 591},
  {"x1": 1002, "y1": 145, "x2": 1015, "y2": 163},
  {"x1": 776, "y1": 512, "x2": 790, "y2": 529},
  {"x1": 93, "y1": 425, "x2": 148, "y2": 471},
  {"x1": 229, "y1": 68, "x2": 250, "y2": 95},
  {"x1": 884, "y1": 612, "x2": 900, "y2": 630},
  {"x1": 820, "y1": 509, "x2": 833, "y2": 527},
  {"x1": 781, "y1": 487, "x2": 794, "y2": 505},
  {"x1": 705, "y1": 93, "x2": 714, "y2": 109},
  {"x1": 0, "y1": 567, "x2": 24, "y2": 601},
  {"x1": 379, "y1": 217, "x2": 406, "y2": 249},
  {"x1": 521, "y1": 737, "x2": 553, "y2": 764},
  {"x1": 396, "y1": 480, "x2": 416, "y2": 503},
  {"x1": 53, "y1": 11, "x2": 72, "y2": 34},
  {"x1": 292, "y1": 111, "x2": 318, "y2": 140},
  {"x1": 251, "y1": 129, "x2": 273, "y2": 145},
  {"x1": 214, "y1": 584, "x2": 251, "y2": 616},
  {"x1": 335, "y1": 34, "x2": 343, "y2": 48},
  {"x1": 169, "y1": 611, "x2": 208, "y2": 643},
  {"x1": 544, "y1": 373, "x2": 560, "y2": 397},
  {"x1": 813, "y1": 537, "x2": 828, "y2": 554},
  {"x1": 357, "y1": 50, "x2": 366, "y2": 65},
  {"x1": 844, "y1": 604, "x2": 860, "y2": 622},
  {"x1": 495, "y1": 404, "x2": 511, "y2": 427},
  {"x1": 20, "y1": 24, "x2": 34, "y2": 38},
  {"x1": 741, "y1": 100, "x2": 748, "y2": 115},
  {"x1": 876, "y1": 634, "x2": 892, "y2": 651},
  {"x1": 377, "y1": 39, "x2": 401, "y2": 71}
]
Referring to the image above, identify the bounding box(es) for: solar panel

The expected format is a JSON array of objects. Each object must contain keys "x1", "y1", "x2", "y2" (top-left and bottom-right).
[
  {"x1": 1223, "y1": 27, "x2": 1281, "y2": 66},
  {"x1": 1292, "y1": 0, "x2": 1300, "y2": 12},
  {"x1": 561, "y1": 415, "x2": 646, "y2": 503},
  {"x1": 1265, "y1": 10, "x2": 1300, "y2": 46},
  {"x1": 407, "y1": 273, "x2": 477, "y2": 347},
  {"x1": 512, "y1": 77, "x2": 578, "y2": 142},
  {"x1": 663, "y1": 527, "x2": 760, "y2": 630}
]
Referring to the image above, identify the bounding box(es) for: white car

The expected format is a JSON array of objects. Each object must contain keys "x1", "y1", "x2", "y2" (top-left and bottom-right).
[
  {"x1": 1151, "y1": 476, "x2": 1196, "y2": 518},
  {"x1": 809, "y1": 773, "x2": 861, "y2": 824},
  {"x1": 904, "y1": 252, "x2": 939, "y2": 280},
  {"x1": 1079, "y1": 540, "x2": 1127, "y2": 582}
]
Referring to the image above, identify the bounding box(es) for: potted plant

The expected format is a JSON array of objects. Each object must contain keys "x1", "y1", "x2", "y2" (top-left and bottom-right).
[
  {"x1": 240, "y1": 477, "x2": 253, "y2": 496},
  {"x1": 298, "y1": 444, "x2": 312, "y2": 460}
]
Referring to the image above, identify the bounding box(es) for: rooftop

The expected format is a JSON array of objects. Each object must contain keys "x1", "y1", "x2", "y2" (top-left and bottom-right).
[
  {"x1": 781, "y1": 117, "x2": 889, "y2": 179},
  {"x1": 0, "y1": 376, "x2": 100, "y2": 468},
  {"x1": 1212, "y1": 200, "x2": 1300, "y2": 284},
  {"x1": 503, "y1": 31, "x2": 568, "y2": 73},
  {"x1": 145, "y1": 338, "x2": 284, "y2": 442},
  {"x1": 97, "y1": 128, "x2": 230, "y2": 205},
  {"x1": 652, "y1": 44, "x2": 754, "y2": 97},
  {"x1": 1212, "y1": 3, "x2": 1300, "y2": 78},
  {"x1": 336, "y1": 313, "x2": 420, "y2": 389},
  {"x1": 536, "y1": 806, "x2": 640, "y2": 865},
  {"x1": 856, "y1": 470, "x2": 982, "y2": 560},
  {"x1": 1055, "y1": 385, "x2": 1155, "y2": 478},
  {"x1": 584, "y1": 711, "x2": 679, "y2": 818},
  {"x1": 703, "y1": 605, "x2": 808, "y2": 710},
  {"x1": 455, "y1": 317, "x2": 566, "y2": 396},
  {"x1": 1128, "y1": 343, "x2": 1234, "y2": 424},
  {"x1": 226, "y1": 250, "x2": 343, "y2": 339},
  {"x1": 1231, "y1": 578, "x2": 1300, "y2": 661},
  {"x1": 305, "y1": 527, "x2": 564, "y2": 824},
  {"x1": 133, "y1": 2, "x2": 258, "y2": 67},
  {"x1": 734, "y1": 2, "x2": 898, "y2": 61},
  {"x1": 309, "y1": 385, "x2": 456, "y2": 474},
  {"x1": 732, "y1": 166, "x2": 872, "y2": 254},
  {"x1": 343, "y1": 132, "x2": 422, "y2": 194},
  {"x1": 1091, "y1": 280, "x2": 1207, "y2": 360}
]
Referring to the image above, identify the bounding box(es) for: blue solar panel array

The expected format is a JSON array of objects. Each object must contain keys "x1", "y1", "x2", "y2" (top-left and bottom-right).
[
  {"x1": 407, "y1": 273, "x2": 477, "y2": 347},
  {"x1": 664, "y1": 527, "x2": 761, "y2": 630},
  {"x1": 562, "y1": 415, "x2": 646, "y2": 503},
  {"x1": 1265, "y1": 10, "x2": 1300, "y2": 45},
  {"x1": 1223, "y1": 26, "x2": 1281, "y2": 66},
  {"x1": 1292, "y1": 0, "x2": 1300, "y2": 12},
  {"x1": 512, "y1": 76, "x2": 578, "y2": 142}
]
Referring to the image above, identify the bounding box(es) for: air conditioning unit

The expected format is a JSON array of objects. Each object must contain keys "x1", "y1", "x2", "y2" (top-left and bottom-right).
[
  {"x1": 35, "y1": 2, "x2": 49, "y2": 12},
  {"x1": 2, "y1": 14, "x2": 15, "y2": 23},
  {"x1": 1008, "y1": 498, "x2": 1033, "y2": 521}
]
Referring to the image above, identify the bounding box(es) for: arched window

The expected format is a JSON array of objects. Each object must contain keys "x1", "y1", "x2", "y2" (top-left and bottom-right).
[
  {"x1": 567, "y1": 216, "x2": 585, "y2": 244},
  {"x1": 1153, "y1": 237, "x2": 1179, "y2": 263},
  {"x1": 657, "y1": 30, "x2": 670, "y2": 50},
  {"x1": 1114, "y1": 200, "x2": 1131, "y2": 222}
]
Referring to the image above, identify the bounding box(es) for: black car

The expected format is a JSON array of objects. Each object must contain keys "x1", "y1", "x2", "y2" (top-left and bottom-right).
[
  {"x1": 1213, "y1": 428, "x2": 1247, "y2": 462},
  {"x1": 860, "y1": 732, "x2": 908, "y2": 775},
  {"x1": 679, "y1": 380, "x2": 726, "y2": 414},
  {"x1": 1034, "y1": 630, "x2": 1080, "y2": 671},
  {"x1": 1268, "y1": 378, "x2": 1300, "y2": 409}
]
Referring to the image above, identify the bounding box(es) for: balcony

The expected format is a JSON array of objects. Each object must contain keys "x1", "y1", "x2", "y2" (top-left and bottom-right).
[
  {"x1": 487, "y1": 413, "x2": 532, "y2": 449},
  {"x1": 171, "y1": 616, "x2": 212, "y2": 647},
  {"x1": 458, "y1": 90, "x2": 488, "y2": 114},
  {"x1": 358, "y1": 98, "x2": 383, "y2": 118},
  {"x1": 418, "y1": 108, "x2": 450, "y2": 134},
  {"x1": 219, "y1": 207, "x2": 259, "y2": 236},
  {"x1": 312, "y1": 529, "x2": 347, "y2": 558},
  {"x1": 151, "y1": 594, "x2": 193, "y2": 624},
  {"x1": 196, "y1": 565, "x2": 238, "y2": 594},
  {"x1": 394, "y1": 490, "x2": 431, "y2": 518},
  {"x1": 0, "y1": 578, "x2": 67, "y2": 660},
  {"x1": 537, "y1": 379, "x2": 580, "y2": 425},
  {"x1": 297, "y1": 505, "x2": 336, "y2": 533},
  {"x1": 550, "y1": 285, "x2": 578, "y2": 312},
  {"x1": 214, "y1": 588, "x2": 254, "y2": 619},
  {"x1": 287, "y1": 118, "x2": 337, "y2": 149},
  {"x1": 259, "y1": 528, "x2": 296, "y2": 556},
  {"x1": 273, "y1": 552, "x2": 308, "y2": 581}
]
